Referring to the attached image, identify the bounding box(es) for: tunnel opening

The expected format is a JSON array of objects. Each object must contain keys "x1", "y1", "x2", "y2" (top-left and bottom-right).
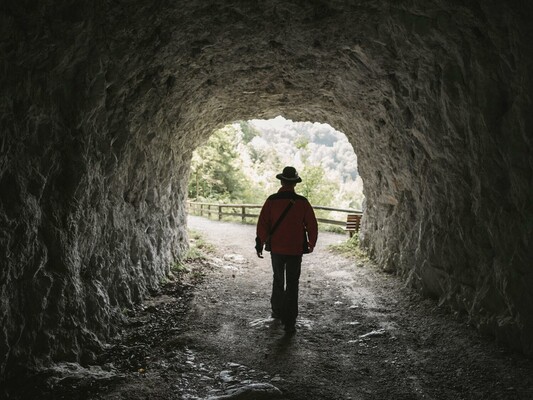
[
  {"x1": 187, "y1": 116, "x2": 365, "y2": 217},
  {"x1": 1, "y1": 0, "x2": 532, "y2": 382}
]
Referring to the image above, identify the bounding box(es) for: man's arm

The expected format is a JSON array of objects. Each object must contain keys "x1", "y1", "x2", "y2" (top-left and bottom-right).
[
  {"x1": 255, "y1": 200, "x2": 271, "y2": 257},
  {"x1": 304, "y1": 201, "x2": 318, "y2": 252},
  {"x1": 256, "y1": 199, "x2": 271, "y2": 243}
]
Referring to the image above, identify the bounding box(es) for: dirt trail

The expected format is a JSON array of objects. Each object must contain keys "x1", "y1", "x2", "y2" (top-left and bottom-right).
[
  {"x1": 179, "y1": 216, "x2": 533, "y2": 400},
  {"x1": 6, "y1": 216, "x2": 532, "y2": 400}
]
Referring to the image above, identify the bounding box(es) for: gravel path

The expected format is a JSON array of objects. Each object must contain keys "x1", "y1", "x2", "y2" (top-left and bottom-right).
[{"x1": 182, "y1": 216, "x2": 533, "y2": 400}]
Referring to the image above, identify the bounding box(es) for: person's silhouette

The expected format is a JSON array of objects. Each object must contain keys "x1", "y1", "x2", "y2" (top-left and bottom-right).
[{"x1": 255, "y1": 166, "x2": 318, "y2": 333}]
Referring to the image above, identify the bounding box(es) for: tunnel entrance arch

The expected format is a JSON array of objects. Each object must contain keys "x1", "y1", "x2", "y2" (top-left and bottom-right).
[{"x1": 187, "y1": 116, "x2": 365, "y2": 216}]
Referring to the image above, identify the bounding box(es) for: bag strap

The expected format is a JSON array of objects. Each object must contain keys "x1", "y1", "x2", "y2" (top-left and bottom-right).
[{"x1": 269, "y1": 199, "x2": 296, "y2": 236}]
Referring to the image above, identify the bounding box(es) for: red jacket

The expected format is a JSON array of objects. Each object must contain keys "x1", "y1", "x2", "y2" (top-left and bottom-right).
[{"x1": 256, "y1": 187, "x2": 318, "y2": 255}]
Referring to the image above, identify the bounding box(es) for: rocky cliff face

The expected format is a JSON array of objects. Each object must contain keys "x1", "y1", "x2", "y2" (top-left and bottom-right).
[{"x1": 1, "y1": 0, "x2": 532, "y2": 375}]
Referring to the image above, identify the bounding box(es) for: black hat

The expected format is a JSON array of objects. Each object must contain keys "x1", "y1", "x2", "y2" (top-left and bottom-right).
[{"x1": 276, "y1": 166, "x2": 302, "y2": 183}]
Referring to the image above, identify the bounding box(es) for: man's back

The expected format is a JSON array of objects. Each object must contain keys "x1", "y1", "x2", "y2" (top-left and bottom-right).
[{"x1": 257, "y1": 187, "x2": 317, "y2": 256}]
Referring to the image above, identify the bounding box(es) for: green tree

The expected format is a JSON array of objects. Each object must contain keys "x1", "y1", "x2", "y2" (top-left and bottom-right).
[
  {"x1": 238, "y1": 120, "x2": 261, "y2": 143},
  {"x1": 189, "y1": 125, "x2": 252, "y2": 201},
  {"x1": 295, "y1": 135, "x2": 309, "y2": 149},
  {"x1": 298, "y1": 165, "x2": 338, "y2": 207}
]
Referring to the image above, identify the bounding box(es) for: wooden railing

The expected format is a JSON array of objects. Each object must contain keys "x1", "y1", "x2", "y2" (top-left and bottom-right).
[{"x1": 187, "y1": 201, "x2": 362, "y2": 227}]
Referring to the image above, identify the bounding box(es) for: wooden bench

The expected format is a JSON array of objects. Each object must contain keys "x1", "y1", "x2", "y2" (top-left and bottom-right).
[{"x1": 345, "y1": 214, "x2": 362, "y2": 237}]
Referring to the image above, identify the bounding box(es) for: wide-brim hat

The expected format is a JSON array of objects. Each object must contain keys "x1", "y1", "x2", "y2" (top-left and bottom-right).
[{"x1": 276, "y1": 166, "x2": 302, "y2": 183}]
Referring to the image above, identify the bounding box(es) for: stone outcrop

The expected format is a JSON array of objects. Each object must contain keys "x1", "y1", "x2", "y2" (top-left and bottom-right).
[{"x1": 1, "y1": 0, "x2": 532, "y2": 376}]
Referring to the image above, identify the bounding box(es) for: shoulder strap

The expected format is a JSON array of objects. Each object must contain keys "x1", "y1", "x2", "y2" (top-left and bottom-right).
[{"x1": 269, "y1": 199, "x2": 295, "y2": 236}]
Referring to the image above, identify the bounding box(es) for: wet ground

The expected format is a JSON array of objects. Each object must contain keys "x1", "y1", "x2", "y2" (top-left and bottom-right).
[{"x1": 3, "y1": 216, "x2": 533, "y2": 399}]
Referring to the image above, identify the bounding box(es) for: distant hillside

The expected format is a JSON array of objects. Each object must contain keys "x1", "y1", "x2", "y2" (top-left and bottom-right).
[
  {"x1": 236, "y1": 116, "x2": 365, "y2": 209},
  {"x1": 247, "y1": 116, "x2": 359, "y2": 182}
]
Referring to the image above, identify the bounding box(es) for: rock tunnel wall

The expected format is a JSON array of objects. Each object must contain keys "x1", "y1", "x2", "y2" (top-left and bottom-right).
[{"x1": 1, "y1": 0, "x2": 532, "y2": 376}]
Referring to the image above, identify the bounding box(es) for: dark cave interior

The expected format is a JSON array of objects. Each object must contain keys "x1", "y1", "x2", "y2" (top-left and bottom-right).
[{"x1": 0, "y1": 0, "x2": 532, "y2": 378}]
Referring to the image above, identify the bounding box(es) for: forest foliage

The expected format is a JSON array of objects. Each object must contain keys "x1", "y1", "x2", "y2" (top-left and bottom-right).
[{"x1": 188, "y1": 116, "x2": 364, "y2": 210}]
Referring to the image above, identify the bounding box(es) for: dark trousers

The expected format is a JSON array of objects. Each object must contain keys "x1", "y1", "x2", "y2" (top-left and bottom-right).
[{"x1": 271, "y1": 253, "x2": 302, "y2": 325}]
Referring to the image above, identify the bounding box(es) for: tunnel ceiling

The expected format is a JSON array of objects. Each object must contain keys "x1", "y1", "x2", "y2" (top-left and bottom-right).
[{"x1": 1, "y1": 0, "x2": 532, "y2": 376}]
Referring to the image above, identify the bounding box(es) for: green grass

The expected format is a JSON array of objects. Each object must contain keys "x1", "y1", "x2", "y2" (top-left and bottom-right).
[
  {"x1": 321, "y1": 224, "x2": 345, "y2": 234},
  {"x1": 328, "y1": 233, "x2": 369, "y2": 261},
  {"x1": 172, "y1": 230, "x2": 215, "y2": 273}
]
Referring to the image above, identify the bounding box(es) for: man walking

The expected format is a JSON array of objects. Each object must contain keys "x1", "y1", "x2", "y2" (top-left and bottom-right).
[{"x1": 255, "y1": 166, "x2": 318, "y2": 333}]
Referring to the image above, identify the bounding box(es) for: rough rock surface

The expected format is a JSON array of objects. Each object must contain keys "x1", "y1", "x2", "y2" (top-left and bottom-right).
[{"x1": 0, "y1": 0, "x2": 532, "y2": 375}]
